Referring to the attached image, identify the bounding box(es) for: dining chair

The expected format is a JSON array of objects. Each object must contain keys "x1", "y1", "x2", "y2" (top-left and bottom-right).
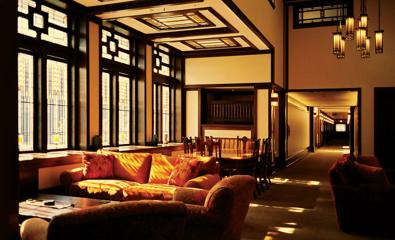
[{"x1": 183, "y1": 137, "x2": 193, "y2": 154}]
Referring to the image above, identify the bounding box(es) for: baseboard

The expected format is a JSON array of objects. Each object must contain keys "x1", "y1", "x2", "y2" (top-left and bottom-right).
[{"x1": 286, "y1": 148, "x2": 309, "y2": 167}]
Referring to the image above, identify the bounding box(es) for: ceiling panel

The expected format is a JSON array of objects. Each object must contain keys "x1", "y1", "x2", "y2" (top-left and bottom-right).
[
  {"x1": 288, "y1": 91, "x2": 358, "y2": 107},
  {"x1": 73, "y1": 0, "x2": 270, "y2": 54}
]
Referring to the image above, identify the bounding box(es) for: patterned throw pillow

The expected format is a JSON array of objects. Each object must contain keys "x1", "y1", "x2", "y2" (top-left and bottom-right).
[
  {"x1": 168, "y1": 158, "x2": 202, "y2": 186},
  {"x1": 83, "y1": 153, "x2": 115, "y2": 179},
  {"x1": 148, "y1": 154, "x2": 176, "y2": 184}
]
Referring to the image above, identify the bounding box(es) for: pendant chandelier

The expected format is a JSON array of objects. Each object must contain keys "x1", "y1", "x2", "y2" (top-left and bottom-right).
[{"x1": 332, "y1": 0, "x2": 384, "y2": 59}]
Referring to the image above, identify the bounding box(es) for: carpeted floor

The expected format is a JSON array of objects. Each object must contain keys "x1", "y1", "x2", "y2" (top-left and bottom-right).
[{"x1": 241, "y1": 147, "x2": 392, "y2": 240}]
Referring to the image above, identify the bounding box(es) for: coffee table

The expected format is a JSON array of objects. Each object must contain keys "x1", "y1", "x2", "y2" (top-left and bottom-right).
[{"x1": 19, "y1": 194, "x2": 117, "y2": 220}]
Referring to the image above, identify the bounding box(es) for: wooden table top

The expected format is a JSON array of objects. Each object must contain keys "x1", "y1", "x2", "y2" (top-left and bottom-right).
[{"x1": 19, "y1": 194, "x2": 118, "y2": 220}]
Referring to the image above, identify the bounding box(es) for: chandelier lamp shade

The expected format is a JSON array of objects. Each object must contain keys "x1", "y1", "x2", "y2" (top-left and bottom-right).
[{"x1": 332, "y1": 0, "x2": 383, "y2": 59}]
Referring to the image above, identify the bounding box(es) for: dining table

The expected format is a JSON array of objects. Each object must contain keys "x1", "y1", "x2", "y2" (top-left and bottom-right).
[{"x1": 218, "y1": 151, "x2": 256, "y2": 177}]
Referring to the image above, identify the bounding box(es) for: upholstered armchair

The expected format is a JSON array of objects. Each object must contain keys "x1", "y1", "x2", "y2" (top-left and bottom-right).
[
  {"x1": 20, "y1": 200, "x2": 186, "y2": 240},
  {"x1": 329, "y1": 156, "x2": 395, "y2": 236},
  {"x1": 174, "y1": 175, "x2": 256, "y2": 240}
]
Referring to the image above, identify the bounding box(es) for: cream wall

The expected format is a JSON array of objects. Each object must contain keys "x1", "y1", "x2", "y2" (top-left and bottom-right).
[
  {"x1": 185, "y1": 54, "x2": 271, "y2": 85},
  {"x1": 186, "y1": 90, "x2": 199, "y2": 137},
  {"x1": 39, "y1": 163, "x2": 83, "y2": 189},
  {"x1": 204, "y1": 130, "x2": 251, "y2": 139},
  {"x1": 287, "y1": 99, "x2": 309, "y2": 157},
  {"x1": 257, "y1": 89, "x2": 269, "y2": 140},
  {"x1": 234, "y1": 0, "x2": 284, "y2": 87},
  {"x1": 288, "y1": 0, "x2": 395, "y2": 155}
]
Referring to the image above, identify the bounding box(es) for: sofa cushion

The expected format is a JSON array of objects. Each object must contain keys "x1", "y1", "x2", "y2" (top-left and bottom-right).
[
  {"x1": 71, "y1": 179, "x2": 139, "y2": 200},
  {"x1": 197, "y1": 156, "x2": 217, "y2": 175},
  {"x1": 124, "y1": 183, "x2": 178, "y2": 201},
  {"x1": 148, "y1": 154, "x2": 176, "y2": 184},
  {"x1": 354, "y1": 161, "x2": 390, "y2": 184},
  {"x1": 168, "y1": 158, "x2": 202, "y2": 186},
  {"x1": 82, "y1": 153, "x2": 114, "y2": 179},
  {"x1": 112, "y1": 153, "x2": 152, "y2": 183}
]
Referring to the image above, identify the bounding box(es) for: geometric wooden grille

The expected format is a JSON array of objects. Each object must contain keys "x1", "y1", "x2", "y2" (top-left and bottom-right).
[{"x1": 102, "y1": 29, "x2": 131, "y2": 65}]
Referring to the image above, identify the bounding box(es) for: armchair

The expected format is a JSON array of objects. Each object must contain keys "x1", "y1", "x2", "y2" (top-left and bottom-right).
[
  {"x1": 20, "y1": 200, "x2": 186, "y2": 240},
  {"x1": 178, "y1": 175, "x2": 256, "y2": 240}
]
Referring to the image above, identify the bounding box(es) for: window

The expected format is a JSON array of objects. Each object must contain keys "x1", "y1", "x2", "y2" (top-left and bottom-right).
[
  {"x1": 17, "y1": 0, "x2": 74, "y2": 153},
  {"x1": 162, "y1": 85, "x2": 170, "y2": 143},
  {"x1": 294, "y1": 1, "x2": 353, "y2": 28},
  {"x1": 101, "y1": 72, "x2": 111, "y2": 146},
  {"x1": 47, "y1": 59, "x2": 68, "y2": 150},
  {"x1": 17, "y1": 0, "x2": 69, "y2": 46},
  {"x1": 118, "y1": 75, "x2": 130, "y2": 145},
  {"x1": 18, "y1": 53, "x2": 34, "y2": 151},
  {"x1": 101, "y1": 28, "x2": 135, "y2": 146},
  {"x1": 153, "y1": 44, "x2": 176, "y2": 143},
  {"x1": 336, "y1": 124, "x2": 347, "y2": 132}
]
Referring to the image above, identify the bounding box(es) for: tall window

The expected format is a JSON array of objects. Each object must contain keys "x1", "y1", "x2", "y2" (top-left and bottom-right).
[
  {"x1": 18, "y1": 53, "x2": 34, "y2": 151},
  {"x1": 153, "y1": 44, "x2": 175, "y2": 143},
  {"x1": 118, "y1": 75, "x2": 130, "y2": 145},
  {"x1": 47, "y1": 59, "x2": 68, "y2": 150},
  {"x1": 162, "y1": 86, "x2": 170, "y2": 142},
  {"x1": 101, "y1": 28, "x2": 134, "y2": 146},
  {"x1": 17, "y1": 0, "x2": 72, "y2": 152},
  {"x1": 102, "y1": 72, "x2": 111, "y2": 146}
]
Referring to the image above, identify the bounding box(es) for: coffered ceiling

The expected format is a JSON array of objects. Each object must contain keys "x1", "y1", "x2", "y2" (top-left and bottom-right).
[{"x1": 73, "y1": 0, "x2": 271, "y2": 55}]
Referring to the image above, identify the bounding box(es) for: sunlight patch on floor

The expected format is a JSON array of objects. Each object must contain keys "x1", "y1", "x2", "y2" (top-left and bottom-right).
[{"x1": 271, "y1": 177, "x2": 320, "y2": 186}]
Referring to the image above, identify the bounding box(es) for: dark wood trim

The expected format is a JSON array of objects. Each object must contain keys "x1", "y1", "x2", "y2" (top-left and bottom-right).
[
  {"x1": 308, "y1": 107, "x2": 315, "y2": 152},
  {"x1": 350, "y1": 106, "x2": 355, "y2": 156},
  {"x1": 184, "y1": 82, "x2": 271, "y2": 90},
  {"x1": 181, "y1": 57, "x2": 186, "y2": 139},
  {"x1": 198, "y1": 88, "x2": 202, "y2": 138},
  {"x1": 271, "y1": 47, "x2": 275, "y2": 83},
  {"x1": 268, "y1": 0, "x2": 276, "y2": 9},
  {"x1": 222, "y1": 0, "x2": 274, "y2": 50},
  {"x1": 183, "y1": 49, "x2": 270, "y2": 58},
  {"x1": 88, "y1": 0, "x2": 204, "y2": 15},
  {"x1": 287, "y1": 88, "x2": 361, "y2": 92},
  {"x1": 357, "y1": 88, "x2": 361, "y2": 155},
  {"x1": 253, "y1": 89, "x2": 258, "y2": 139},
  {"x1": 278, "y1": 91, "x2": 286, "y2": 167},
  {"x1": 268, "y1": 87, "x2": 272, "y2": 144}
]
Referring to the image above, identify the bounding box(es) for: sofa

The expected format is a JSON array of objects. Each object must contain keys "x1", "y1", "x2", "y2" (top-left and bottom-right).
[
  {"x1": 60, "y1": 151, "x2": 220, "y2": 201},
  {"x1": 329, "y1": 155, "x2": 395, "y2": 236},
  {"x1": 21, "y1": 175, "x2": 256, "y2": 240}
]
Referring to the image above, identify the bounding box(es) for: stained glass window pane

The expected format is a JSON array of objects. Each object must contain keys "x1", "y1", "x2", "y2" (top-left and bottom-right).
[
  {"x1": 41, "y1": 27, "x2": 68, "y2": 46},
  {"x1": 118, "y1": 75, "x2": 130, "y2": 145},
  {"x1": 114, "y1": 51, "x2": 130, "y2": 65},
  {"x1": 102, "y1": 72, "x2": 111, "y2": 146},
  {"x1": 114, "y1": 34, "x2": 130, "y2": 51},
  {"x1": 18, "y1": 53, "x2": 34, "y2": 152},
  {"x1": 18, "y1": 0, "x2": 36, "y2": 14},
  {"x1": 47, "y1": 59, "x2": 68, "y2": 150},
  {"x1": 41, "y1": 5, "x2": 67, "y2": 28},
  {"x1": 18, "y1": 16, "x2": 37, "y2": 38},
  {"x1": 162, "y1": 86, "x2": 170, "y2": 143}
]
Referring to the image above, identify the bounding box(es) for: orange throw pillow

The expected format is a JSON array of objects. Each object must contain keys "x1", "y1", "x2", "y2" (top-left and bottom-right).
[
  {"x1": 148, "y1": 154, "x2": 176, "y2": 184},
  {"x1": 168, "y1": 158, "x2": 202, "y2": 186},
  {"x1": 82, "y1": 153, "x2": 114, "y2": 179},
  {"x1": 112, "y1": 153, "x2": 152, "y2": 183}
]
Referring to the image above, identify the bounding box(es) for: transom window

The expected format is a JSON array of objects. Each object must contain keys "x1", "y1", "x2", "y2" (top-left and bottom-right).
[
  {"x1": 294, "y1": 1, "x2": 352, "y2": 28},
  {"x1": 17, "y1": 0, "x2": 69, "y2": 46},
  {"x1": 153, "y1": 45, "x2": 172, "y2": 77},
  {"x1": 102, "y1": 29, "x2": 131, "y2": 65}
]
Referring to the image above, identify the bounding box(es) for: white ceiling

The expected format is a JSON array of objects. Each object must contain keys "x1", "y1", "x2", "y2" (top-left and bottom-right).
[
  {"x1": 73, "y1": 0, "x2": 270, "y2": 53},
  {"x1": 288, "y1": 91, "x2": 358, "y2": 108},
  {"x1": 289, "y1": 91, "x2": 358, "y2": 119}
]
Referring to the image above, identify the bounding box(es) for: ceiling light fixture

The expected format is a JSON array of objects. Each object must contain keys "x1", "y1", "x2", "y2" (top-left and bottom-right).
[{"x1": 332, "y1": 0, "x2": 384, "y2": 59}]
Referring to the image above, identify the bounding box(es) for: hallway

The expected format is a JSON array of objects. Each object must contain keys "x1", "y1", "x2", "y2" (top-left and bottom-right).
[{"x1": 241, "y1": 147, "x2": 390, "y2": 240}]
